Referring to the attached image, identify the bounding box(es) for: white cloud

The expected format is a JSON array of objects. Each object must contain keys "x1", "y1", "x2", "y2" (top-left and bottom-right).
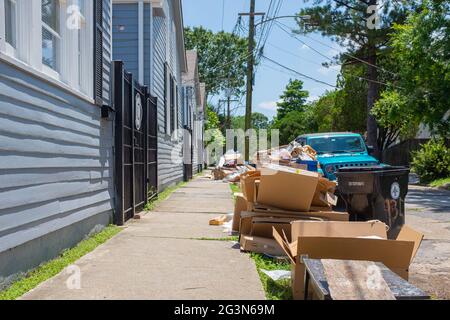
[
  {"x1": 258, "y1": 100, "x2": 280, "y2": 111},
  {"x1": 300, "y1": 44, "x2": 310, "y2": 50},
  {"x1": 317, "y1": 64, "x2": 340, "y2": 75}
]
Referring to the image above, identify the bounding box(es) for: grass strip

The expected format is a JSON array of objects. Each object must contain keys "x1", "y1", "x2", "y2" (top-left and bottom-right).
[
  {"x1": 429, "y1": 177, "x2": 450, "y2": 190},
  {"x1": 250, "y1": 253, "x2": 292, "y2": 300},
  {"x1": 194, "y1": 236, "x2": 239, "y2": 242},
  {"x1": 0, "y1": 225, "x2": 121, "y2": 300},
  {"x1": 144, "y1": 181, "x2": 188, "y2": 211}
]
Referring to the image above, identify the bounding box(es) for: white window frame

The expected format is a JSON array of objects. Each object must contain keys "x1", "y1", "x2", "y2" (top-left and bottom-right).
[
  {"x1": 2, "y1": 0, "x2": 18, "y2": 57},
  {"x1": 41, "y1": 0, "x2": 62, "y2": 80},
  {"x1": 0, "y1": 0, "x2": 94, "y2": 101}
]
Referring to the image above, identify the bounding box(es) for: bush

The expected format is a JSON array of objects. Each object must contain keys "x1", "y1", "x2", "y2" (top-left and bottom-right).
[{"x1": 411, "y1": 139, "x2": 450, "y2": 183}]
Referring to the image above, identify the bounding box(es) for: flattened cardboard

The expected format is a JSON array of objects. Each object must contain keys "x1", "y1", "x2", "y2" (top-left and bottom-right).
[
  {"x1": 252, "y1": 204, "x2": 349, "y2": 221},
  {"x1": 239, "y1": 211, "x2": 325, "y2": 238},
  {"x1": 257, "y1": 165, "x2": 319, "y2": 212},
  {"x1": 272, "y1": 221, "x2": 424, "y2": 300},
  {"x1": 250, "y1": 217, "x2": 296, "y2": 239},
  {"x1": 396, "y1": 225, "x2": 424, "y2": 262},
  {"x1": 232, "y1": 193, "x2": 247, "y2": 232},
  {"x1": 240, "y1": 235, "x2": 285, "y2": 256}
]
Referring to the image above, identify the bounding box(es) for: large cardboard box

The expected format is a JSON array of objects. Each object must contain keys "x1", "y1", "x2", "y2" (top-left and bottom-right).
[
  {"x1": 273, "y1": 221, "x2": 424, "y2": 300},
  {"x1": 240, "y1": 171, "x2": 261, "y2": 203},
  {"x1": 257, "y1": 164, "x2": 319, "y2": 212},
  {"x1": 232, "y1": 193, "x2": 248, "y2": 232}
]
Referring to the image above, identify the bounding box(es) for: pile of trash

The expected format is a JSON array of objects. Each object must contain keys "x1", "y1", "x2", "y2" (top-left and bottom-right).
[
  {"x1": 208, "y1": 159, "x2": 425, "y2": 300},
  {"x1": 211, "y1": 142, "x2": 321, "y2": 183},
  {"x1": 254, "y1": 141, "x2": 319, "y2": 171},
  {"x1": 211, "y1": 150, "x2": 255, "y2": 182}
]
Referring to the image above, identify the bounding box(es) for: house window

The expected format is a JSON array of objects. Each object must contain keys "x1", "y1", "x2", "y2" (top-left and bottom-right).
[
  {"x1": 75, "y1": 0, "x2": 86, "y2": 89},
  {"x1": 41, "y1": 0, "x2": 60, "y2": 72},
  {"x1": 4, "y1": 0, "x2": 16, "y2": 48},
  {"x1": 0, "y1": 0, "x2": 94, "y2": 99}
]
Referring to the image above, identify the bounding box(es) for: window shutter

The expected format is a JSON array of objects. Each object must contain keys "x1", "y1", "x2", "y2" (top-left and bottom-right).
[
  {"x1": 170, "y1": 75, "x2": 175, "y2": 134},
  {"x1": 94, "y1": 0, "x2": 103, "y2": 106},
  {"x1": 164, "y1": 62, "x2": 168, "y2": 133}
]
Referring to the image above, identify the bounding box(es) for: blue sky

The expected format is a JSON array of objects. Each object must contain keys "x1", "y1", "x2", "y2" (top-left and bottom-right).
[{"x1": 182, "y1": 0, "x2": 344, "y2": 120}]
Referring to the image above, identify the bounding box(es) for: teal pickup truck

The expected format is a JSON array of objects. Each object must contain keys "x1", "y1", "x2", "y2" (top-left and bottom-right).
[{"x1": 295, "y1": 132, "x2": 380, "y2": 181}]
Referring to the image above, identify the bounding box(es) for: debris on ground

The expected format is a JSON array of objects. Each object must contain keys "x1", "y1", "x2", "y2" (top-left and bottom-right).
[
  {"x1": 209, "y1": 215, "x2": 230, "y2": 226},
  {"x1": 260, "y1": 269, "x2": 291, "y2": 281}
]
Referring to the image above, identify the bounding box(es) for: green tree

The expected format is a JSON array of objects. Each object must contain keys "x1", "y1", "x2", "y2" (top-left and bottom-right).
[
  {"x1": 296, "y1": 0, "x2": 417, "y2": 156},
  {"x1": 205, "y1": 105, "x2": 224, "y2": 148},
  {"x1": 272, "y1": 111, "x2": 309, "y2": 145},
  {"x1": 372, "y1": 90, "x2": 419, "y2": 151},
  {"x1": 334, "y1": 65, "x2": 368, "y2": 133},
  {"x1": 184, "y1": 27, "x2": 248, "y2": 98},
  {"x1": 231, "y1": 112, "x2": 270, "y2": 131},
  {"x1": 276, "y1": 79, "x2": 309, "y2": 121},
  {"x1": 385, "y1": 0, "x2": 450, "y2": 135}
]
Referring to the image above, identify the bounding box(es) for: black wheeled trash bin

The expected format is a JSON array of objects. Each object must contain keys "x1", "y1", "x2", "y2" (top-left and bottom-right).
[{"x1": 335, "y1": 166, "x2": 410, "y2": 239}]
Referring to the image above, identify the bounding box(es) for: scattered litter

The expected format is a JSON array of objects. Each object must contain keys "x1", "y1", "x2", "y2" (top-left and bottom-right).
[
  {"x1": 260, "y1": 269, "x2": 291, "y2": 281},
  {"x1": 209, "y1": 215, "x2": 229, "y2": 226}
]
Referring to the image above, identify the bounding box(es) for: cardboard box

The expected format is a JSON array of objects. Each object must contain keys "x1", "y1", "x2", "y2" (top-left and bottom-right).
[
  {"x1": 240, "y1": 171, "x2": 261, "y2": 203},
  {"x1": 273, "y1": 221, "x2": 424, "y2": 300},
  {"x1": 257, "y1": 164, "x2": 319, "y2": 212},
  {"x1": 251, "y1": 204, "x2": 349, "y2": 221},
  {"x1": 312, "y1": 177, "x2": 338, "y2": 207},
  {"x1": 240, "y1": 235, "x2": 285, "y2": 256},
  {"x1": 239, "y1": 211, "x2": 324, "y2": 237},
  {"x1": 233, "y1": 193, "x2": 248, "y2": 232}
]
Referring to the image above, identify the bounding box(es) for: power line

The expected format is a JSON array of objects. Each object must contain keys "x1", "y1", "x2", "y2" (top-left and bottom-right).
[
  {"x1": 274, "y1": 21, "x2": 404, "y2": 89},
  {"x1": 262, "y1": 55, "x2": 338, "y2": 88},
  {"x1": 276, "y1": 20, "x2": 398, "y2": 77}
]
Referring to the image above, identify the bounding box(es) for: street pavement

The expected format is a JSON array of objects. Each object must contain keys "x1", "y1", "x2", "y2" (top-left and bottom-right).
[
  {"x1": 21, "y1": 173, "x2": 265, "y2": 300},
  {"x1": 406, "y1": 185, "x2": 450, "y2": 299}
]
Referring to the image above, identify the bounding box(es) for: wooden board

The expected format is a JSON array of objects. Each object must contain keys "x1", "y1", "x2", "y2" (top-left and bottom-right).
[{"x1": 322, "y1": 259, "x2": 396, "y2": 300}]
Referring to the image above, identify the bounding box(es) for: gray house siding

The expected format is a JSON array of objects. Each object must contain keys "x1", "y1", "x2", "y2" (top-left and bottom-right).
[
  {"x1": 112, "y1": 4, "x2": 139, "y2": 79},
  {"x1": 112, "y1": 3, "x2": 152, "y2": 86},
  {"x1": 0, "y1": 61, "x2": 114, "y2": 286},
  {"x1": 153, "y1": 12, "x2": 183, "y2": 191},
  {"x1": 0, "y1": 0, "x2": 114, "y2": 287}
]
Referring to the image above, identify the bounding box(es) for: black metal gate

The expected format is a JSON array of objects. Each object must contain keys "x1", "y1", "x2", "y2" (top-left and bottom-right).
[
  {"x1": 183, "y1": 128, "x2": 193, "y2": 182},
  {"x1": 113, "y1": 61, "x2": 158, "y2": 225}
]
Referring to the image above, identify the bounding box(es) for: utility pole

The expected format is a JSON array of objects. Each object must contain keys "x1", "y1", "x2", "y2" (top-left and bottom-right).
[
  {"x1": 219, "y1": 97, "x2": 239, "y2": 129},
  {"x1": 239, "y1": 1, "x2": 264, "y2": 162}
]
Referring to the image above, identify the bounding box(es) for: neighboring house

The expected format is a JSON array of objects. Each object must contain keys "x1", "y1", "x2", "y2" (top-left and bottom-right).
[
  {"x1": 197, "y1": 83, "x2": 206, "y2": 171},
  {"x1": 181, "y1": 50, "x2": 205, "y2": 179},
  {"x1": 0, "y1": 0, "x2": 113, "y2": 285},
  {"x1": 112, "y1": 0, "x2": 187, "y2": 191}
]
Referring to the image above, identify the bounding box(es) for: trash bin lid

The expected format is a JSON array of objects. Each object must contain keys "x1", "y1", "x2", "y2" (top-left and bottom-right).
[{"x1": 336, "y1": 165, "x2": 410, "y2": 174}]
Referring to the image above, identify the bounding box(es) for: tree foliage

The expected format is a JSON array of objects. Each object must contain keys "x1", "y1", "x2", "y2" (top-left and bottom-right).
[
  {"x1": 232, "y1": 112, "x2": 270, "y2": 131},
  {"x1": 272, "y1": 111, "x2": 309, "y2": 145},
  {"x1": 385, "y1": 0, "x2": 450, "y2": 135},
  {"x1": 184, "y1": 27, "x2": 248, "y2": 98},
  {"x1": 205, "y1": 105, "x2": 224, "y2": 147},
  {"x1": 276, "y1": 79, "x2": 309, "y2": 121}
]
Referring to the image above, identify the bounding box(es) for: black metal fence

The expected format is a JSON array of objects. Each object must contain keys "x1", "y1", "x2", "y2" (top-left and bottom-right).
[{"x1": 113, "y1": 61, "x2": 158, "y2": 225}]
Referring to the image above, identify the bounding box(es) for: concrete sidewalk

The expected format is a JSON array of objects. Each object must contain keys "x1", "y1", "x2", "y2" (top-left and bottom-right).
[{"x1": 21, "y1": 174, "x2": 265, "y2": 300}]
